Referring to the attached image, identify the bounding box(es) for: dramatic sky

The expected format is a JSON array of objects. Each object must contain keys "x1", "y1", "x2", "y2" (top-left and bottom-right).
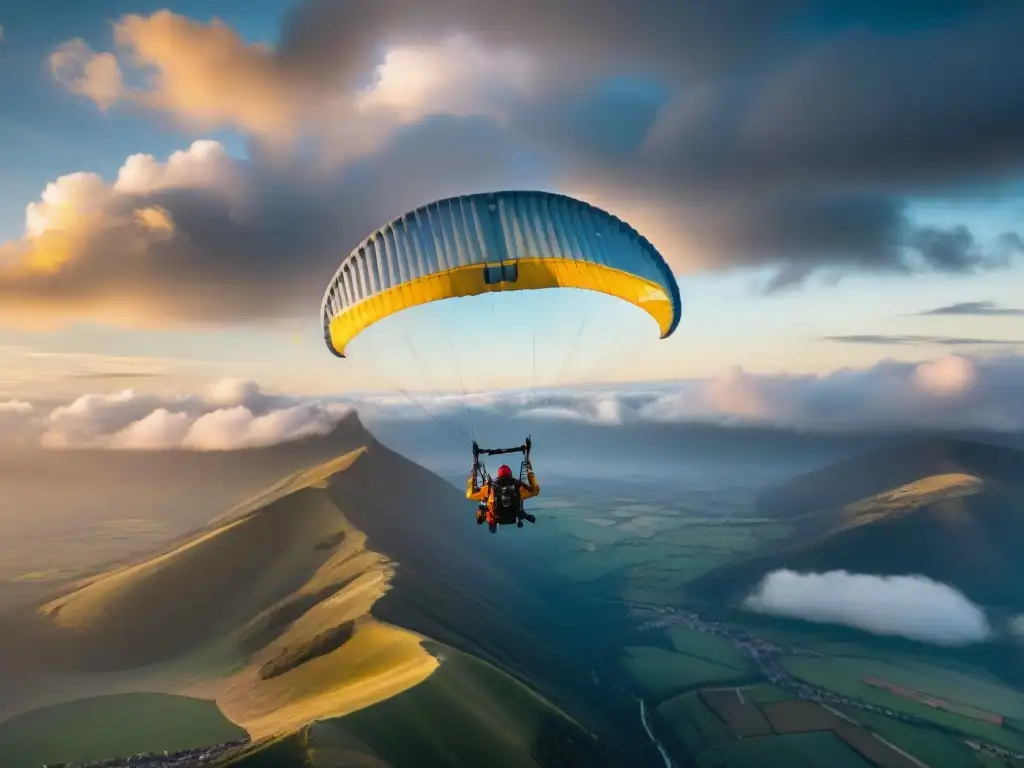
[{"x1": 1, "y1": 1, "x2": 1023, "y2": 434}]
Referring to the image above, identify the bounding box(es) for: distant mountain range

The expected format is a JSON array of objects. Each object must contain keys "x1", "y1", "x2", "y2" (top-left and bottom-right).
[{"x1": 691, "y1": 438, "x2": 1024, "y2": 610}]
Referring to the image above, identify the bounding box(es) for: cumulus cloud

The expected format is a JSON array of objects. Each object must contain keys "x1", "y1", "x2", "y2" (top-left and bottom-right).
[
  {"x1": 181, "y1": 402, "x2": 342, "y2": 450},
  {"x1": 360, "y1": 352, "x2": 1024, "y2": 433},
  {"x1": 744, "y1": 569, "x2": 992, "y2": 646},
  {"x1": 0, "y1": 400, "x2": 33, "y2": 415},
  {"x1": 0, "y1": 127, "x2": 532, "y2": 325},
  {"x1": 46, "y1": 11, "x2": 538, "y2": 155},
  {"x1": 7, "y1": 349, "x2": 1024, "y2": 449},
  {"x1": 25, "y1": 4, "x2": 1021, "y2": 323},
  {"x1": 32, "y1": 378, "x2": 352, "y2": 451},
  {"x1": 913, "y1": 355, "x2": 978, "y2": 396},
  {"x1": 0, "y1": 399, "x2": 38, "y2": 447}
]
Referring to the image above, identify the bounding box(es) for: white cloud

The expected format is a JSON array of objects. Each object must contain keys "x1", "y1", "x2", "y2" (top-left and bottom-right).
[
  {"x1": 357, "y1": 352, "x2": 1024, "y2": 433},
  {"x1": 106, "y1": 408, "x2": 191, "y2": 450},
  {"x1": 354, "y1": 34, "x2": 538, "y2": 126},
  {"x1": 24, "y1": 171, "x2": 114, "y2": 239},
  {"x1": 0, "y1": 129, "x2": 533, "y2": 326},
  {"x1": 206, "y1": 377, "x2": 272, "y2": 409},
  {"x1": 181, "y1": 402, "x2": 340, "y2": 450},
  {"x1": 0, "y1": 399, "x2": 32, "y2": 415},
  {"x1": 46, "y1": 14, "x2": 536, "y2": 157},
  {"x1": 49, "y1": 39, "x2": 124, "y2": 111},
  {"x1": 744, "y1": 569, "x2": 992, "y2": 646},
  {"x1": 7, "y1": 349, "x2": 1024, "y2": 450},
  {"x1": 33, "y1": 379, "x2": 351, "y2": 451},
  {"x1": 914, "y1": 354, "x2": 977, "y2": 395},
  {"x1": 0, "y1": 399, "x2": 38, "y2": 447},
  {"x1": 114, "y1": 139, "x2": 239, "y2": 195}
]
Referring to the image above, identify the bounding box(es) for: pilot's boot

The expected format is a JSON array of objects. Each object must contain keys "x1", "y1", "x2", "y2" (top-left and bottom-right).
[
  {"x1": 488, "y1": 522, "x2": 497, "y2": 533},
  {"x1": 524, "y1": 513, "x2": 536, "y2": 524}
]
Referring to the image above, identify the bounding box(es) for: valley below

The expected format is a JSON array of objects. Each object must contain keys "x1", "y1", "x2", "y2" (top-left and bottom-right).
[{"x1": 3, "y1": 429, "x2": 1024, "y2": 768}]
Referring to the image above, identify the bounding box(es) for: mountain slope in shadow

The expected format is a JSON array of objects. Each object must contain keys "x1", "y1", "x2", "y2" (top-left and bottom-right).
[{"x1": 691, "y1": 438, "x2": 1024, "y2": 609}]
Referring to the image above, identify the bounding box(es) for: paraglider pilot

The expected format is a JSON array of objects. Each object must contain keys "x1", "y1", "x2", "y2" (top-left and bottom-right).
[{"x1": 467, "y1": 441, "x2": 539, "y2": 534}]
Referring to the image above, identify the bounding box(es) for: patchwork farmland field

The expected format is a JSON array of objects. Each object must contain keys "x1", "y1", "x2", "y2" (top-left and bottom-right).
[
  {"x1": 700, "y1": 689, "x2": 771, "y2": 737},
  {"x1": 650, "y1": 682, "x2": 942, "y2": 768}
]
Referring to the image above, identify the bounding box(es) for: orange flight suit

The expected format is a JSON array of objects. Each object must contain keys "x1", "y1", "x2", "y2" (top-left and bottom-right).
[{"x1": 467, "y1": 469, "x2": 539, "y2": 525}]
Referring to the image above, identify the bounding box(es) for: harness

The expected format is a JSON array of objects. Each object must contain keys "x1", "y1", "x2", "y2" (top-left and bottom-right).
[{"x1": 471, "y1": 436, "x2": 532, "y2": 523}]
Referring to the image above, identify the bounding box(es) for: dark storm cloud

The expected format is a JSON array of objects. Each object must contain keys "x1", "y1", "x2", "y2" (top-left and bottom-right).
[
  {"x1": 920, "y1": 301, "x2": 1024, "y2": 317},
  {"x1": 280, "y1": 0, "x2": 1024, "y2": 190},
  {"x1": 277, "y1": 0, "x2": 804, "y2": 85}
]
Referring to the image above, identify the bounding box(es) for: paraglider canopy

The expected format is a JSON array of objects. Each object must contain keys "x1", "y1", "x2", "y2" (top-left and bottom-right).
[{"x1": 320, "y1": 190, "x2": 681, "y2": 358}]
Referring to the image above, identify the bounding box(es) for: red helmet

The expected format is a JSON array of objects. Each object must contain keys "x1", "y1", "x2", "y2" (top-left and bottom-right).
[{"x1": 496, "y1": 464, "x2": 513, "y2": 479}]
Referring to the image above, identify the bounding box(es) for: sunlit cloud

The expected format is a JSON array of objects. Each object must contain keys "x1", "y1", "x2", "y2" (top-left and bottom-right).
[
  {"x1": 4, "y1": 349, "x2": 1024, "y2": 451},
  {"x1": 320, "y1": 351, "x2": 1024, "y2": 433},
  {"x1": 49, "y1": 39, "x2": 124, "y2": 111},
  {"x1": 0, "y1": 132, "x2": 533, "y2": 328},
  {"x1": 32, "y1": 378, "x2": 351, "y2": 451},
  {"x1": 30, "y1": 3, "x2": 1021, "y2": 326}
]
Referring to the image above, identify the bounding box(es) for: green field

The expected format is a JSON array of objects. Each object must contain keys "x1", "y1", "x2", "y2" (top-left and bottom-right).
[
  {"x1": 553, "y1": 518, "x2": 629, "y2": 546},
  {"x1": 783, "y1": 655, "x2": 1024, "y2": 719},
  {"x1": 544, "y1": 501, "x2": 794, "y2": 592},
  {"x1": 624, "y1": 647, "x2": 750, "y2": 696},
  {"x1": 667, "y1": 628, "x2": 751, "y2": 672},
  {"x1": 698, "y1": 731, "x2": 874, "y2": 768},
  {"x1": 0, "y1": 693, "x2": 247, "y2": 768},
  {"x1": 615, "y1": 515, "x2": 691, "y2": 538},
  {"x1": 632, "y1": 554, "x2": 722, "y2": 574},
  {"x1": 739, "y1": 683, "x2": 794, "y2": 705},
  {"x1": 660, "y1": 524, "x2": 765, "y2": 553},
  {"x1": 657, "y1": 691, "x2": 733, "y2": 755},
  {"x1": 557, "y1": 543, "x2": 686, "y2": 582},
  {"x1": 783, "y1": 656, "x2": 1024, "y2": 752},
  {"x1": 843, "y1": 707, "x2": 982, "y2": 768},
  {"x1": 626, "y1": 555, "x2": 722, "y2": 591}
]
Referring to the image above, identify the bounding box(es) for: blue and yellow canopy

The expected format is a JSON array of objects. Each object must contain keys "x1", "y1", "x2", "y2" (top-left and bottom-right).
[{"x1": 321, "y1": 190, "x2": 681, "y2": 357}]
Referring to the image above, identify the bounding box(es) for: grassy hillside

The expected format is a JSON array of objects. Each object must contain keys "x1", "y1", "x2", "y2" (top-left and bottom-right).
[
  {"x1": 0, "y1": 431, "x2": 624, "y2": 766},
  {"x1": 756, "y1": 438, "x2": 1024, "y2": 520},
  {"x1": 0, "y1": 412, "x2": 370, "y2": 610},
  {"x1": 323, "y1": 440, "x2": 611, "y2": 721},
  {"x1": 1, "y1": 446, "x2": 443, "y2": 736},
  {"x1": 216, "y1": 643, "x2": 617, "y2": 768},
  {"x1": 691, "y1": 439, "x2": 1024, "y2": 608}
]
